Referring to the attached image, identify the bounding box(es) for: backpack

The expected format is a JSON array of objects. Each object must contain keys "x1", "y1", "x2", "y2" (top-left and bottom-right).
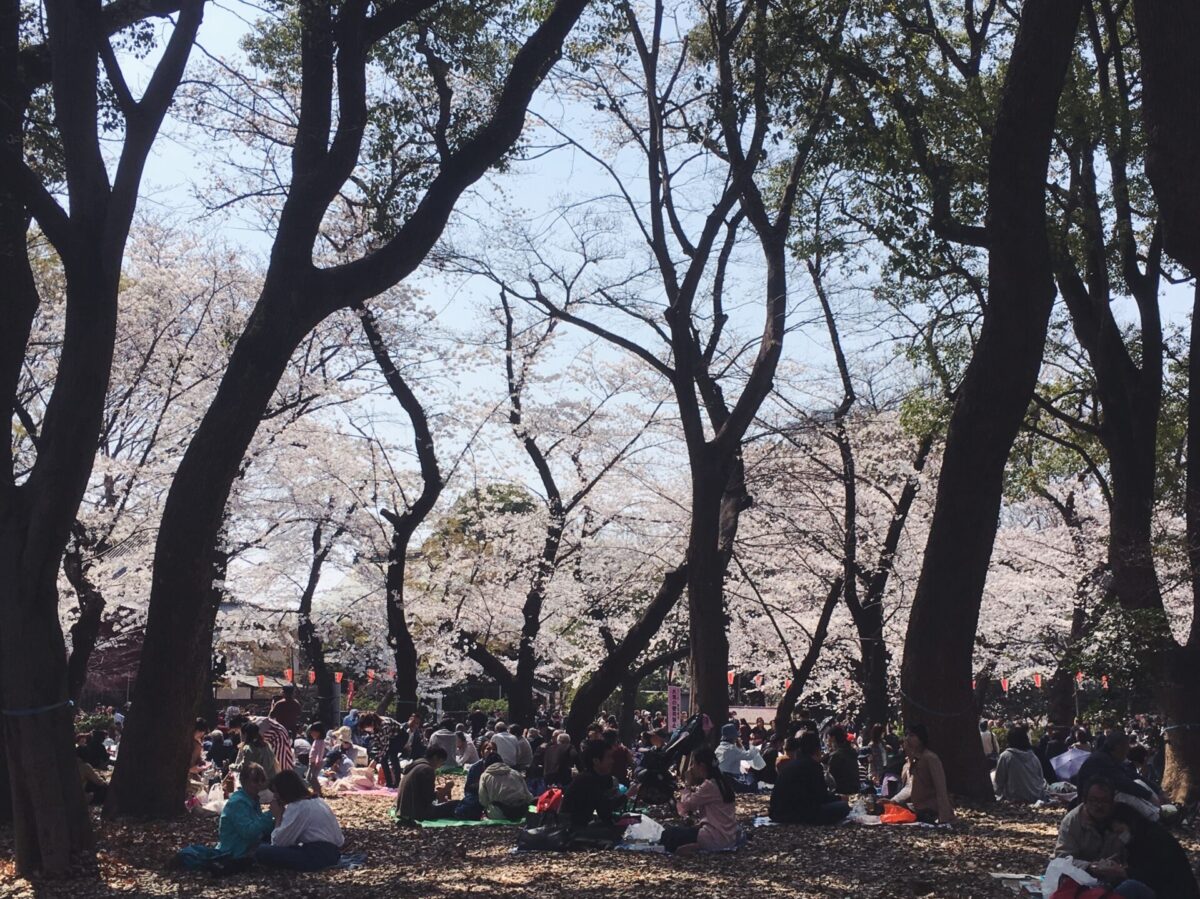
[{"x1": 536, "y1": 788, "x2": 564, "y2": 814}]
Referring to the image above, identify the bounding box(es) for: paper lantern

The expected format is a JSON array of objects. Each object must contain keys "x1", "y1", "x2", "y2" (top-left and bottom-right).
[
  {"x1": 1034, "y1": 673, "x2": 1042, "y2": 688},
  {"x1": 971, "y1": 680, "x2": 976, "y2": 691},
  {"x1": 1000, "y1": 678, "x2": 1009, "y2": 693},
  {"x1": 308, "y1": 670, "x2": 316, "y2": 684},
  {"x1": 367, "y1": 669, "x2": 375, "y2": 684},
  {"x1": 753, "y1": 674, "x2": 763, "y2": 688},
  {"x1": 335, "y1": 671, "x2": 343, "y2": 683},
  {"x1": 784, "y1": 678, "x2": 792, "y2": 691},
  {"x1": 256, "y1": 674, "x2": 265, "y2": 687},
  {"x1": 727, "y1": 670, "x2": 735, "y2": 686},
  {"x1": 1075, "y1": 671, "x2": 1084, "y2": 685},
  {"x1": 1102, "y1": 675, "x2": 1109, "y2": 690},
  {"x1": 284, "y1": 668, "x2": 293, "y2": 683}
]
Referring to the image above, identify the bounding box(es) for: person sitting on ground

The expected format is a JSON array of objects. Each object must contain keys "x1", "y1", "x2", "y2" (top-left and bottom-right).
[
  {"x1": 395, "y1": 746, "x2": 451, "y2": 823},
  {"x1": 449, "y1": 743, "x2": 502, "y2": 820},
  {"x1": 189, "y1": 719, "x2": 209, "y2": 776},
  {"x1": 825, "y1": 725, "x2": 861, "y2": 795},
  {"x1": 231, "y1": 722, "x2": 278, "y2": 782},
  {"x1": 1113, "y1": 801, "x2": 1200, "y2": 898},
  {"x1": 891, "y1": 724, "x2": 954, "y2": 824},
  {"x1": 79, "y1": 758, "x2": 108, "y2": 805},
  {"x1": 561, "y1": 738, "x2": 630, "y2": 830},
  {"x1": 1074, "y1": 729, "x2": 1160, "y2": 816},
  {"x1": 321, "y1": 727, "x2": 357, "y2": 781},
  {"x1": 543, "y1": 731, "x2": 576, "y2": 787},
  {"x1": 491, "y1": 721, "x2": 520, "y2": 767},
  {"x1": 769, "y1": 731, "x2": 850, "y2": 825},
  {"x1": 994, "y1": 725, "x2": 1048, "y2": 803},
  {"x1": 756, "y1": 734, "x2": 782, "y2": 787},
  {"x1": 255, "y1": 770, "x2": 344, "y2": 871},
  {"x1": 660, "y1": 746, "x2": 739, "y2": 855},
  {"x1": 78, "y1": 728, "x2": 111, "y2": 771},
  {"x1": 980, "y1": 720, "x2": 1000, "y2": 771},
  {"x1": 1054, "y1": 778, "x2": 1158, "y2": 899},
  {"x1": 428, "y1": 719, "x2": 459, "y2": 763},
  {"x1": 455, "y1": 731, "x2": 480, "y2": 768},
  {"x1": 269, "y1": 684, "x2": 302, "y2": 736},
  {"x1": 230, "y1": 714, "x2": 293, "y2": 775},
  {"x1": 207, "y1": 729, "x2": 236, "y2": 771},
  {"x1": 866, "y1": 724, "x2": 888, "y2": 787},
  {"x1": 1038, "y1": 724, "x2": 1070, "y2": 784},
  {"x1": 478, "y1": 756, "x2": 534, "y2": 820},
  {"x1": 775, "y1": 736, "x2": 802, "y2": 774},
  {"x1": 1125, "y1": 746, "x2": 1163, "y2": 795},
  {"x1": 715, "y1": 722, "x2": 765, "y2": 792},
  {"x1": 602, "y1": 728, "x2": 634, "y2": 785},
  {"x1": 511, "y1": 724, "x2": 534, "y2": 773},
  {"x1": 174, "y1": 762, "x2": 275, "y2": 870}
]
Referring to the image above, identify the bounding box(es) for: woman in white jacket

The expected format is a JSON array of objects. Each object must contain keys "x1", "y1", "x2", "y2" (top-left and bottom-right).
[{"x1": 256, "y1": 770, "x2": 344, "y2": 870}]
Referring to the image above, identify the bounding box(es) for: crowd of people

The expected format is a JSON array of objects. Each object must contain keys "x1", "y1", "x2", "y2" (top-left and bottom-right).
[{"x1": 68, "y1": 691, "x2": 1196, "y2": 893}]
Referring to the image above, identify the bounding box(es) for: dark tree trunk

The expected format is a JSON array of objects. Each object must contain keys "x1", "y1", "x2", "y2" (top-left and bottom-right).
[
  {"x1": 111, "y1": 0, "x2": 592, "y2": 816},
  {"x1": 773, "y1": 577, "x2": 842, "y2": 734},
  {"x1": 564, "y1": 564, "x2": 688, "y2": 741},
  {"x1": 297, "y1": 519, "x2": 347, "y2": 729},
  {"x1": 355, "y1": 301, "x2": 443, "y2": 719},
  {"x1": 900, "y1": 0, "x2": 1082, "y2": 800},
  {"x1": 112, "y1": 300, "x2": 315, "y2": 817},
  {"x1": 1134, "y1": 0, "x2": 1200, "y2": 802},
  {"x1": 63, "y1": 545, "x2": 106, "y2": 704}
]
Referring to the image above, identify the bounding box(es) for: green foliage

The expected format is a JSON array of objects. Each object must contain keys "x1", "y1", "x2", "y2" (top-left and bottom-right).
[{"x1": 470, "y1": 697, "x2": 509, "y2": 717}]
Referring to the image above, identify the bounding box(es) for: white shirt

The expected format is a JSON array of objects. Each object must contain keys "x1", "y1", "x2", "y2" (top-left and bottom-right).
[
  {"x1": 271, "y1": 798, "x2": 345, "y2": 848},
  {"x1": 491, "y1": 732, "x2": 519, "y2": 766},
  {"x1": 514, "y1": 737, "x2": 533, "y2": 770}
]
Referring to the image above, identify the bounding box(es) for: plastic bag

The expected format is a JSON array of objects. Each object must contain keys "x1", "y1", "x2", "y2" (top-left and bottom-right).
[
  {"x1": 1041, "y1": 857, "x2": 1098, "y2": 899},
  {"x1": 623, "y1": 813, "x2": 664, "y2": 843}
]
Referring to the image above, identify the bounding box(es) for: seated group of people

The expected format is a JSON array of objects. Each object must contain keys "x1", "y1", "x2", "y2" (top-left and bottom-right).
[{"x1": 176, "y1": 762, "x2": 345, "y2": 872}]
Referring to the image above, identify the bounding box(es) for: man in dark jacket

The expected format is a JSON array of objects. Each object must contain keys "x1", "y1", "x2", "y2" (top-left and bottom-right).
[
  {"x1": 770, "y1": 732, "x2": 849, "y2": 825},
  {"x1": 395, "y1": 746, "x2": 449, "y2": 822},
  {"x1": 562, "y1": 739, "x2": 626, "y2": 828},
  {"x1": 1074, "y1": 730, "x2": 1159, "y2": 810}
]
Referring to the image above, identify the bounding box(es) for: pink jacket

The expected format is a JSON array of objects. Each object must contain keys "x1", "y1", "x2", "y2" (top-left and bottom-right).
[{"x1": 677, "y1": 778, "x2": 738, "y2": 851}]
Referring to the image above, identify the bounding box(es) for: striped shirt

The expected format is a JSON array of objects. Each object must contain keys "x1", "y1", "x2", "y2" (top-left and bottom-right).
[{"x1": 256, "y1": 716, "x2": 295, "y2": 772}]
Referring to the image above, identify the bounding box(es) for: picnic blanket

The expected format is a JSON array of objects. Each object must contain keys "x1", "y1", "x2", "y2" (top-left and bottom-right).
[{"x1": 387, "y1": 807, "x2": 525, "y2": 827}]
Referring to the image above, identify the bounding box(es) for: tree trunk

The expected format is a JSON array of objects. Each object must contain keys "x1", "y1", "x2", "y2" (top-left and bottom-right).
[
  {"x1": 385, "y1": 547, "x2": 421, "y2": 719},
  {"x1": 0, "y1": 515, "x2": 94, "y2": 875},
  {"x1": 686, "y1": 453, "x2": 734, "y2": 735},
  {"x1": 899, "y1": 0, "x2": 1082, "y2": 801},
  {"x1": 63, "y1": 546, "x2": 106, "y2": 703},
  {"x1": 1133, "y1": 0, "x2": 1200, "y2": 801},
  {"x1": 1158, "y1": 645, "x2": 1200, "y2": 801},
  {"x1": 564, "y1": 564, "x2": 688, "y2": 741},
  {"x1": 773, "y1": 576, "x2": 842, "y2": 734},
  {"x1": 110, "y1": 295, "x2": 317, "y2": 817}
]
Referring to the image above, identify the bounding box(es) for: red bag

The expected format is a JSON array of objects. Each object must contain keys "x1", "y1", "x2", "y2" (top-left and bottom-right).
[
  {"x1": 879, "y1": 805, "x2": 917, "y2": 824},
  {"x1": 536, "y1": 788, "x2": 563, "y2": 814},
  {"x1": 1048, "y1": 875, "x2": 1122, "y2": 899}
]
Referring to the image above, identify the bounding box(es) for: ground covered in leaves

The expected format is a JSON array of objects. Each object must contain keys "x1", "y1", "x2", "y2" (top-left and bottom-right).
[{"x1": 2, "y1": 791, "x2": 1198, "y2": 899}]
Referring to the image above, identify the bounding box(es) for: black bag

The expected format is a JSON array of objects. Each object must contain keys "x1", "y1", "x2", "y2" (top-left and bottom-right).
[{"x1": 516, "y1": 823, "x2": 572, "y2": 851}]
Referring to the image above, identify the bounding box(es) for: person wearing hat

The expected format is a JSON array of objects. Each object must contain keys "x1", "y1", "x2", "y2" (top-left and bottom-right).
[
  {"x1": 323, "y1": 727, "x2": 357, "y2": 780},
  {"x1": 715, "y1": 722, "x2": 765, "y2": 793}
]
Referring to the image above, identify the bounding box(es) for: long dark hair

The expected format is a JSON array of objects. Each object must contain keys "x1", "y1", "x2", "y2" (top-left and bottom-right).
[
  {"x1": 271, "y1": 769, "x2": 314, "y2": 804},
  {"x1": 690, "y1": 746, "x2": 735, "y2": 803},
  {"x1": 242, "y1": 722, "x2": 264, "y2": 747}
]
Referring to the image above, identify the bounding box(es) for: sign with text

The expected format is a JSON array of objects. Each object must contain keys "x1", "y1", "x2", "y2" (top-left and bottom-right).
[{"x1": 667, "y1": 685, "x2": 682, "y2": 731}]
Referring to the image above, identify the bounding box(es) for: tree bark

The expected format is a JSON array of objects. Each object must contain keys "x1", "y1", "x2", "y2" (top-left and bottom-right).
[
  {"x1": 774, "y1": 576, "x2": 842, "y2": 734},
  {"x1": 63, "y1": 542, "x2": 106, "y2": 704},
  {"x1": 899, "y1": 0, "x2": 1082, "y2": 801},
  {"x1": 564, "y1": 564, "x2": 688, "y2": 741},
  {"x1": 355, "y1": 301, "x2": 443, "y2": 718},
  {"x1": 110, "y1": 0, "x2": 592, "y2": 817}
]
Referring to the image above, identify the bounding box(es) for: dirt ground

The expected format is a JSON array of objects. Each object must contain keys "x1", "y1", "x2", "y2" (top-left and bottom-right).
[{"x1": 2, "y1": 792, "x2": 1198, "y2": 899}]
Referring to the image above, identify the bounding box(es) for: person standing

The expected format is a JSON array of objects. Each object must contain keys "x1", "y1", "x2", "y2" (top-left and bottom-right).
[{"x1": 270, "y1": 685, "x2": 303, "y2": 736}]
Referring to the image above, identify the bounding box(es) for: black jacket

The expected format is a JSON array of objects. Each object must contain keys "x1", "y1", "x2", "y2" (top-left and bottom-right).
[
  {"x1": 1073, "y1": 751, "x2": 1154, "y2": 802},
  {"x1": 561, "y1": 770, "x2": 620, "y2": 827},
  {"x1": 769, "y1": 756, "x2": 838, "y2": 823}
]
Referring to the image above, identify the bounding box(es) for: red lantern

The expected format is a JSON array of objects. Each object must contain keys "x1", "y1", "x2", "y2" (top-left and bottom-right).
[
  {"x1": 784, "y1": 678, "x2": 792, "y2": 691},
  {"x1": 1034, "y1": 673, "x2": 1042, "y2": 688},
  {"x1": 727, "y1": 671, "x2": 735, "y2": 686},
  {"x1": 1102, "y1": 675, "x2": 1109, "y2": 690},
  {"x1": 335, "y1": 671, "x2": 343, "y2": 684},
  {"x1": 308, "y1": 670, "x2": 316, "y2": 684},
  {"x1": 367, "y1": 669, "x2": 375, "y2": 684},
  {"x1": 347, "y1": 679, "x2": 356, "y2": 701},
  {"x1": 753, "y1": 674, "x2": 763, "y2": 688},
  {"x1": 256, "y1": 674, "x2": 265, "y2": 687},
  {"x1": 971, "y1": 680, "x2": 976, "y2": 691},
  {"x1": 1076, "y1": 671, "x2": 1084, "y2": 685},
  {"x1": 284, "y1": 668, "x2": 293, "y2": 683},
  {"x1": 1001, "y1": 678, "x2": 1009, "y2": 693}
]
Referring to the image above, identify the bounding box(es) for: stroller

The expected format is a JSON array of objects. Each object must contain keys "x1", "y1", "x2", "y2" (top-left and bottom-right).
[{"x1": 634, "y1": 714, "x2": 712, "y2": 804}]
